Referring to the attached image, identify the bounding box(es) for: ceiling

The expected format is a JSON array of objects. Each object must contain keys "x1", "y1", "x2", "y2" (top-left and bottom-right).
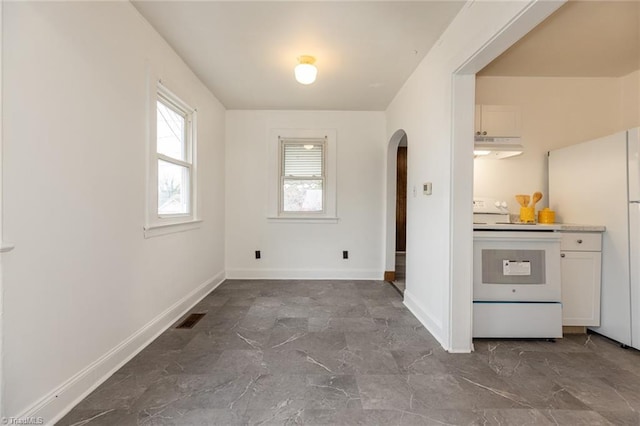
[
  {"x1": 132, "y1": 1, "x2": 465, "y2": 111},
  {"x1": 479, "y1": 0, "x2": 640, "y2": 78}
]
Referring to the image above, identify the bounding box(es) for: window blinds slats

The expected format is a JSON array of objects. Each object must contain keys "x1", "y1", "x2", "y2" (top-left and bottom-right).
[{"x1": 283, "y1": 144, "x2": 323, "y2": 177}]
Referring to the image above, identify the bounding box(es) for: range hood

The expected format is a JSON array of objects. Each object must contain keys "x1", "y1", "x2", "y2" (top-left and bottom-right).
[{"x1": 474, "y1": 136, "x2": 523, "y2": 159}]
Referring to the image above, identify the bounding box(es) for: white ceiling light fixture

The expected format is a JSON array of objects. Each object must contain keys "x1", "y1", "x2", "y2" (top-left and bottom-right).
[{"x1": 295, "y1": 55, "x2": 317, "y2": 85}]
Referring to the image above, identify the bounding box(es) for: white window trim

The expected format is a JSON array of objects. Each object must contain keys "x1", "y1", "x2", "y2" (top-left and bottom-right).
[
  {"x1": 268, "y1": 128, "x2": 338, "y2": 222},
  {"x1": 144, "y1": 79, "x2": 200, "y2": 238},
  {"x1": 156, "y1": 89, "x2": 194, "y2": 218},
  {"x1": 279, "y1": 138, "x2": 326, "y2": 216}
]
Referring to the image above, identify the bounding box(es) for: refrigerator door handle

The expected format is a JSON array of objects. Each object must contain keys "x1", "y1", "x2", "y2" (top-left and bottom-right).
[{"x1": 628, "y1": 128, "x2": 640, "y2": 202}]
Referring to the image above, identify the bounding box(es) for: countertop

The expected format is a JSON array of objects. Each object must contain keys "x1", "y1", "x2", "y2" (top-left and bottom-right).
[
  {"x1": 555, "y1": 223, "x2": 606, "y2": 232},
  {"x1": 473, "y1": 223, "x2": 605, "y2": 232}
]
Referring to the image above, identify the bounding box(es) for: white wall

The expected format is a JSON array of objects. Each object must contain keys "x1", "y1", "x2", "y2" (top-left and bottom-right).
[
  {"x1": 621, "y1": 69, "x2": 640, "y2": 131},
  {"x1": 475, "y1": 76, "x2": 624, "y2": 212},
  {"x1": 2, "y1": 2, "x2": 225, "y2": 421},
  {"x1": 225, "y1": 110, "x2": 385, "y2": 279},
  {"x1": 385, "y1": 0, "x2": 563, "y2": 351}
]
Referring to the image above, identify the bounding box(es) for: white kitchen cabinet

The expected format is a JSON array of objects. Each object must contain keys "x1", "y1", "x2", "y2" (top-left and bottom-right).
[
  {"x1": 475, "y1": 105, "x2": 521, "y2": 137},
  {"x1": 560, "y1": 232, "x2": 602, "y2": 326}
]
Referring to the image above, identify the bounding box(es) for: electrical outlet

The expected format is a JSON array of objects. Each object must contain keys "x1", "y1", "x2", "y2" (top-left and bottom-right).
[
  {"x1": 343, "y1": 250, "x2": 349, "y2": 260},
  {"x1": 255, "y1": 250, "x2": 261, "y2": 259}
]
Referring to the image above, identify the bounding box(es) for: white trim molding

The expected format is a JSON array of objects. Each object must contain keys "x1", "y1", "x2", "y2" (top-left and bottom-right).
[
  {"x1": 22, "y1": 271, "x2": 225, "y2": 425},
  {"x1": 266, "y1": 217, "x2": 338, "y2": 224},
  {"x1": 144, "y1": 71, "x2": 201, "y2": 237},
  {"x1": 143, "y1": 219, "x2": 202, "y2": 239},
  {"x1": 0, "y1": 2, "x2": 5, "y2": 420},
  {"x1": 226, "y1": 268, "x2": 382, "y2": 280},
  {"x1": 403, "y1": 290, "x2": 446, "y2": 349},
  {"x1": 268, "y1": 128, "x2": 338, "y2": 221}
]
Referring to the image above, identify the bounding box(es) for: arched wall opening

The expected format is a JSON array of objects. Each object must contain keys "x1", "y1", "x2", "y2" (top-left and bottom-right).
[{"x1": 384, "y1": 129, "x2": 408, "y2": 282}]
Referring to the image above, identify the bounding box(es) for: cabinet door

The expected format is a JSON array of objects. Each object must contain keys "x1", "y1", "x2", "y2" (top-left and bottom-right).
[
  {"x1": 479, "y1": 105, "x2": 521, "y2": 137},
  {"x1": 561, "y1": 251, "x2": 602, "y2": 326},
  {"x1": 474, "y1": 105, "x2": 482, "y2": 135}
]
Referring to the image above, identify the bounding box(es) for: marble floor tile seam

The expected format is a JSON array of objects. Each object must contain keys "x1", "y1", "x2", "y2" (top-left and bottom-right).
[
  {"x1": 58, "y1": 279, "x2": 640, "y2": 425},
  {"x1": 60, "y1": 386, "x2": 632, "y2": 424},
  {"x1": 57, "y1": 407, "x2": 622, "y2": 426},
  {"x1": 458, "y1": 345, "x2": 640, "y2": 383},
  {"x1": 122, "y1": 373, "x2": 366, "y2": 419},
  {"x1": 190, "y1": 316, "x2": 426, "y2": 334},
  {"x1": 353, "y1": 373, "x2": 600, "y2": 414}
]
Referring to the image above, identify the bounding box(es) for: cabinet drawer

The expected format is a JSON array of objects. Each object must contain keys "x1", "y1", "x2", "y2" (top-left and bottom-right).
[{"x1": 560, "y1": 233, "x2": 601, "y2": 251}]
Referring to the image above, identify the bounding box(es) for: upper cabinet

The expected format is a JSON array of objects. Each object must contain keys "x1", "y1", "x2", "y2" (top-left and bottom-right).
[{"x1": 475, "y1": 105, "x2": 521, "y2": 137}]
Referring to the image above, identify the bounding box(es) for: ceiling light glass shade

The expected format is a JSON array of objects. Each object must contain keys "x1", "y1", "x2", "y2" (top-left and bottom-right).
[{"x1": 295, "y1": 56, "x2": 317, "y2": 85}]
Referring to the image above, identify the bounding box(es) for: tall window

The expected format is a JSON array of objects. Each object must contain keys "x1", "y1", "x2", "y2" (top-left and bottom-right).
[
  {"x1": 280, "y1": 138, "x2": 325, "y2": 213},
  {"x1": 156, "y1": 87, "x2": 195, "y2": 217}
]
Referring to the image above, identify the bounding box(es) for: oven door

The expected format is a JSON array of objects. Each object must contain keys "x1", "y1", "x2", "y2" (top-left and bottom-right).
[{"x1": 473, "y1": 231, "x2": 562, "y2": 302}]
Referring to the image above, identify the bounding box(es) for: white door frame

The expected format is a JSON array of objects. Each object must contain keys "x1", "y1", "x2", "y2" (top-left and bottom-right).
[
  {"x1": 1, "y1": 0, "x2": 5, "y2": 417},
  {"x1": 0, "y1": 0, "x2": 15, "y2": 416},
  {"x1": 448, "y1": 0, "x2": 565, "y2": 352},
  {"x1": 384, "y1": 129, "x2": 408, "y2": 275}
]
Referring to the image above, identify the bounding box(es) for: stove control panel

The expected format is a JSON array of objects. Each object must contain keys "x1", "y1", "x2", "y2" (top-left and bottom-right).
[{"x1": 473, "y1": 197, "x2": 509, "y2": 214}]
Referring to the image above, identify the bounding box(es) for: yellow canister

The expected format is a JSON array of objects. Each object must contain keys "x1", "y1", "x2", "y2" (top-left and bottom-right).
[
  {"x1": 538, "y1": 208, "x2": 556, "y2": 224},
  {"x1": 520, "y1": 206, "x2": 535, "y2": 223}
]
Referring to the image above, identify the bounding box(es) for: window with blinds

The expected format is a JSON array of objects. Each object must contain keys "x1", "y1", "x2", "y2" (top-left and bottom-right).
[{"x1": 280, "y1": 139, "x2": 325, "y2": 213}]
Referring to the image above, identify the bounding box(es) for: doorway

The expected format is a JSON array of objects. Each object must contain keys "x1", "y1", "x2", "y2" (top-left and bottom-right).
[
  {"x1": 385, "y1": 129, "x2": 408, "y2": 294},
  {"x1": 447, "y1": 2, "x2": 562, "y2": 352},
  {"x1": 394, "y1": 140, "x2": 407, "y2": 293}
]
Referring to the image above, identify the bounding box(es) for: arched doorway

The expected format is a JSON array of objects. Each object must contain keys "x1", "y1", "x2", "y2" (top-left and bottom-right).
[{"x1": 385, "y1": 129, "x2": 408, "y2": 293}]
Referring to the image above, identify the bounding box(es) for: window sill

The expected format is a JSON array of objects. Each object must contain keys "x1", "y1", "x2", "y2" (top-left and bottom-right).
[
  {"x1": 267, "y1": 216, "x2": 339, "y2": 224},
  {"x1": 144, "y1": 219, "x2": 202, "y2": 238}
]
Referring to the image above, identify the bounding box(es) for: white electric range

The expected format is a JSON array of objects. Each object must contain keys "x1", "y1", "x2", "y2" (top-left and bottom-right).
[{"x1": 472, "y1": 197, "x2": 562, "y2": 339}]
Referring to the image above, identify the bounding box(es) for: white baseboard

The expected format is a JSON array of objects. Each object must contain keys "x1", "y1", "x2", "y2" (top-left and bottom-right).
[
  {"x1": 403, "y1": 290, "x2": 447, "y2": 350},
  {"x1": 22, "y1": 270, "x2": 226, "y2": 425},
  {"x1": 225, "y1": 268, "x2": 382, "y2": 280}
]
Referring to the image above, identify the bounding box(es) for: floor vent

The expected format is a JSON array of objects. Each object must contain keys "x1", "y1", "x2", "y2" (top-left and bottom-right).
[{"x1": 176, "y1": 313, "x2": 205, "y2": 329}]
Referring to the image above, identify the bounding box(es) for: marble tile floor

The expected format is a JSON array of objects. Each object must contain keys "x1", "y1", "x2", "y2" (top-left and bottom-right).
[
  {"x1": 59, "y1": 279, "x2": 640, "y2": 425},
  {"x1": 391, "y1": 279, "x2": 405, "y2": 295},
  {"x1": 393, "y1": 252, "x2": 406, "y2": 294}
]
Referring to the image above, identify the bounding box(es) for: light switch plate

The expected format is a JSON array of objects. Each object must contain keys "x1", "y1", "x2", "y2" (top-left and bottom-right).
[{"x1": 423, "y1": 182, "x2": 432, "y2": 195}]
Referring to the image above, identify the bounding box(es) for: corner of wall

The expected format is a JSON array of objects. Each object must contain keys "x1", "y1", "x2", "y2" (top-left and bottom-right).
[{"x1": 403, "y1": 290, "x2": 446, "y2": 349}]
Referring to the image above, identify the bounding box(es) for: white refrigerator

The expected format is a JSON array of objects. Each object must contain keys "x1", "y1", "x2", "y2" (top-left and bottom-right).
[{"x1": 549, "y1": 127, "x2": 640, "y2": 349}]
